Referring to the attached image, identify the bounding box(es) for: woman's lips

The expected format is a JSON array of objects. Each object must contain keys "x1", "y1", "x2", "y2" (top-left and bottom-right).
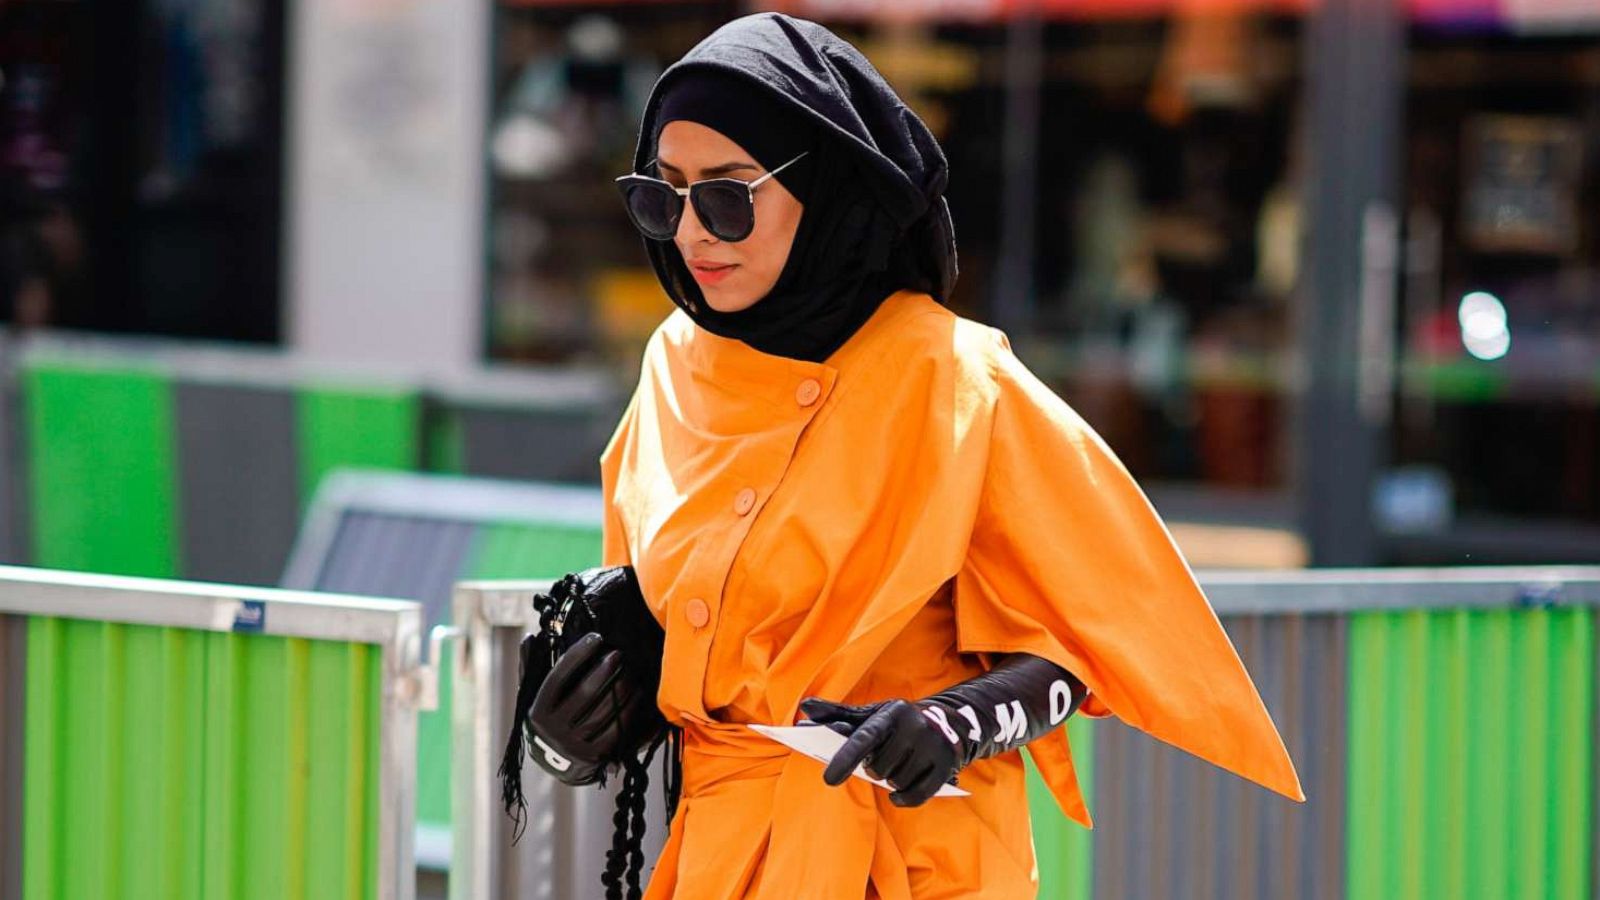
[{"x1": 690, "y1": 263, "x2": 737, "y2": 285}]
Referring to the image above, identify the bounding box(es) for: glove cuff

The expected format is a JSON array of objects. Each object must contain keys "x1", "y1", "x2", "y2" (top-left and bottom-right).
[{"x1": 918, "y1": 654, "x2": 1086, "y2": 769}]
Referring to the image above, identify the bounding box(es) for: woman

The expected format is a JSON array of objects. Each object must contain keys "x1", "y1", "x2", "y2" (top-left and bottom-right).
[{"x1": 527, "y1": 13, "x2": 1303, "y2": 899}]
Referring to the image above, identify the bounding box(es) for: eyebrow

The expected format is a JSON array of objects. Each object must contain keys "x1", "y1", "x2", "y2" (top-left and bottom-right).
[{"x1": 655, "y1": 158, "x2": 761, "y2": 178}]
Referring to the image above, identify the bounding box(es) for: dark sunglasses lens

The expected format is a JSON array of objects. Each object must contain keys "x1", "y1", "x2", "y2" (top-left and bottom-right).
[
  {"x1": 623, "y1": 182, "x2": 680, "y2": 240},
  {"x1": 693, "y1": 183, "x2": 755, "y2": 241}
]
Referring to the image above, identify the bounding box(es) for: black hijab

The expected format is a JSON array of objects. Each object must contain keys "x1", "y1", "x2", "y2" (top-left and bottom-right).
[{"x1": 631, "y1": 13, "x2": 959, "y2": 362}]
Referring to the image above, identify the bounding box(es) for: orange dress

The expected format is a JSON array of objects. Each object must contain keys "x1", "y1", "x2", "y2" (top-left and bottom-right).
[{"x1": 600, "y1": 289, "x2": 1303, "y2": 899}]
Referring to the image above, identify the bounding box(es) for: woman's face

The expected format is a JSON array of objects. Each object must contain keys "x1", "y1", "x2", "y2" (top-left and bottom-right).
[{"x1": 655, "y1": 120, "x2": 804, "y2": 313}]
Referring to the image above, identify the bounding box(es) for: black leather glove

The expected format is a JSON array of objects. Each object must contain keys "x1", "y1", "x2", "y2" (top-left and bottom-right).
[
  {"x1": 524, "y1": 632, "x2": 656, "y2": 786},
  {"x1": 798, "y1": 653, "x2": 1087, "y2": 807}
]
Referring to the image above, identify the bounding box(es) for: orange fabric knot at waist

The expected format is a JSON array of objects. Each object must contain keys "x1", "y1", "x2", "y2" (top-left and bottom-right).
[
  {"x1": 678, "y1": 719, "x2": 792, "y2": 799},
  {"x1": 646, "y1": 718, "x2": 904, "y2": 900}
]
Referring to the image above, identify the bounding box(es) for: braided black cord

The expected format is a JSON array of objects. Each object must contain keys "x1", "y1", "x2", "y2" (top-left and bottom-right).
[
  {"x1": 601, "y1": 772, "x2": 633, "y2": 900},
  {"x1": 598, "y1": 728, "x2": 675, "y2": 900},
  {"x1": 623, "y1": 758, "x2": 650, "y2": 898}
]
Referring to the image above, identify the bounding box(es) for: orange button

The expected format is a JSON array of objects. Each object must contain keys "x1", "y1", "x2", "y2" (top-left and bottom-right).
[
  {"x1": 796, "y1": 379, "x2": 822, "y2": 407},
  {"x1": 734, "y1": 487, "x2": 757, "y2": 516},
  {"x1": 685, "y1": 598, "x2": 710, "y2": 628}
]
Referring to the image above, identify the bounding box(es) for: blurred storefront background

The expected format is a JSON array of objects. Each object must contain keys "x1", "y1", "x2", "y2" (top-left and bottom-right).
[{"x1": 3, "y1": 0, "x2": 1599, "y2": 569}]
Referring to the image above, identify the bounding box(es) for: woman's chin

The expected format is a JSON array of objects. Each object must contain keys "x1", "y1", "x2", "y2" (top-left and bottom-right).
[{"x1": 702, "y1": 287, "x2": 762, "y2": 313}]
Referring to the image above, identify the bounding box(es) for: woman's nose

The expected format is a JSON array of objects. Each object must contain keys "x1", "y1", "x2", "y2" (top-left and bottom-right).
[{"x1": 676, "y1": 196, "x2": 716, "y2": 244}]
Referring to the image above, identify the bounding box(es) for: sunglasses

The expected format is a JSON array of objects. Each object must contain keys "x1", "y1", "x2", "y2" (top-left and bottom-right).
[{"x1": 614, "y1": 151, "x2": 809, "y2": 243}]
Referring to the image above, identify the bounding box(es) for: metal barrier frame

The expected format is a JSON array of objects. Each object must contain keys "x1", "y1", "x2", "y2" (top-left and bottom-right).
[
  {"x1": 0, "y1": 564, "x2": 429, "y2": 900},
  {"x1": 450, "y1": 578, "x2": 554, "y2": 900},
  {"x1": 449, "y1": 566, "x2": 1600, "y2": 900},
  {"x1": 0, "y1": 611, "x2": 21, "y2": 900}
]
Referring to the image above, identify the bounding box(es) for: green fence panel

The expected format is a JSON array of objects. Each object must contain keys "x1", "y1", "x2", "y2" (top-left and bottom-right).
[
  {"x1": 295, "y1": 388, "x2": 422, "y2": 504},
  {"x1": 23, "y1": 618, "x2": 381, "y2": 900},
  {"x1": 22, "y1": 618, "x2": 204, "y2": 899},
  {"x1": 302, "y1": 640, "x2": 382, "y2": 896},
  {"x1": 465, "y1": 522, "x2": 605, "y2": 581},
  {"x1": 23, "y1": 364, "x2": 181, "y2": 577},
  {"x1": 1025, "y1": 717, "x2": 1094, "y2": 900},
  {"x1": 1346, "y1": 606, "x2": 1593, "y2": 900}
]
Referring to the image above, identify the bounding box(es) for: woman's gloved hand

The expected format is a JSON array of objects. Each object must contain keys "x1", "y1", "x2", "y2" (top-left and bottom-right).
[
  {"x1": 797, "y1": 697, "x2": 960, "y2": 807},
  {"x1": 799, "y1": 653, "x2": 1087, "y2": 807},
  {"x1": 524, "y1": 632, "x2": 655, "y2": 786}
]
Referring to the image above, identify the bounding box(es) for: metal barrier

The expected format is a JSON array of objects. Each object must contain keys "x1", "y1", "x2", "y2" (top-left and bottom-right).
[
  {"x1": 450, "y1": 567, "x2": 1600, "y2": 900},
  {"x1": 1, "y1": 612, "x2": 21, "y2": 900},
  {"x1": 0, "y1": 565, "x2": 432, "y2": 900}
]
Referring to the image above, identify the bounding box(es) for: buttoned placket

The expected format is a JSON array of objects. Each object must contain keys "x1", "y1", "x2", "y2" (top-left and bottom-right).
[{"x1": 656, "y1": 365, "x2": 838, "y2": 725}]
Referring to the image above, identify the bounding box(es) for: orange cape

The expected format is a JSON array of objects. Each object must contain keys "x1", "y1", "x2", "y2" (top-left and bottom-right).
[{"x1": 601, "y1": 290, "x2": 1302, "y2": 899}]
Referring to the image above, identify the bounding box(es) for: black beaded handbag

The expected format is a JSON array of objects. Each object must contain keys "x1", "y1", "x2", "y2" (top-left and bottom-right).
[{"x1": 496, "y1": 566, "x2": 681, "y2": 900}]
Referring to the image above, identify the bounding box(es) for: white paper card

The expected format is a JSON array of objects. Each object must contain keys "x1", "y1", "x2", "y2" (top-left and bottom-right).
[{"x1": 748, "y1": 723, "x2": 970, "y2": 798}]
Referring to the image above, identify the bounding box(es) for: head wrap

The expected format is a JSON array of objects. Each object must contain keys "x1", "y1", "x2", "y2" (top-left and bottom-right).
[
  {"x1": 652, "y1": 70, "x2": 818, "y2": 200},
  {"x1": 632, "y1": 13, "x2": 959, "y2": 362}
]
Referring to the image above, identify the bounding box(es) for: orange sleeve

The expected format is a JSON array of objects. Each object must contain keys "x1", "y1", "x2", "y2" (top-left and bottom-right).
[
  {"x1": 951, "y1": 330, "x2": 1303, "y2": 826},
  {"x1": 599, "y1": 389, "x2": 639, "y2": 569}
]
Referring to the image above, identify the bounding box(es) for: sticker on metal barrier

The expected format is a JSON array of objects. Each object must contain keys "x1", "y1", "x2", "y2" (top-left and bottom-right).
[
  {"x1": 1516, "y1": 583, "x2": 1563, "y2": 608},
  {"x1": 233, "y1": 600, "x2": 267, "y2": 632}
]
